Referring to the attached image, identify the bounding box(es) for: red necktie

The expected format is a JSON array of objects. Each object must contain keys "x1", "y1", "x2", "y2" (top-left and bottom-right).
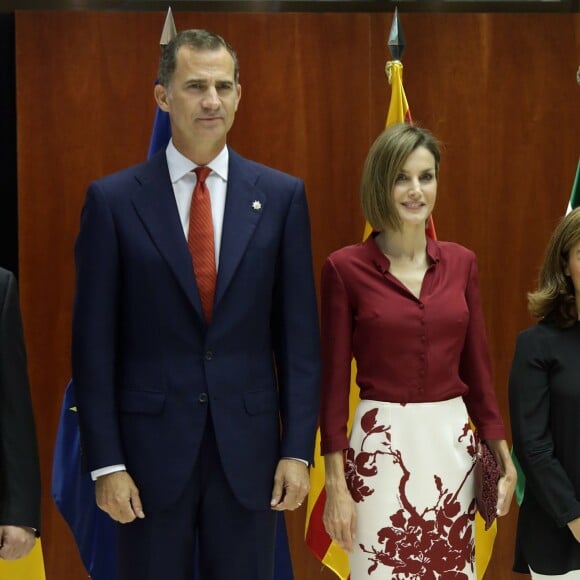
[{"x1": 188, "y1": 166, "x2": 215, "y2": 322}]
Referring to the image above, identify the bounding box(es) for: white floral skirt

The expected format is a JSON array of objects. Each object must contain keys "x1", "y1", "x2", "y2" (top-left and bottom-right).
[{"x1": 347, "y1": 397, "x2": 477, "y2": 579}]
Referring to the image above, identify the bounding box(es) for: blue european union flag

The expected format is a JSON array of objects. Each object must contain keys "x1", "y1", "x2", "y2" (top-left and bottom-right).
[{"x1": 51, "y1": 381, "x2": 115, "y2": 579}]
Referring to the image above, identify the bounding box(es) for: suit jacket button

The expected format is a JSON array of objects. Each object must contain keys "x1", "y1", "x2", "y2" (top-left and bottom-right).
[
  {"x1": 198, "y1": 393, "x2": 208, "y2": 403},
  {"x1": 204, "y1": 350, "x2": 213, "y2": 361}
]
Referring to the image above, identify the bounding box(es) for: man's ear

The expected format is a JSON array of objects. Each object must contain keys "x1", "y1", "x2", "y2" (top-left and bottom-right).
[
  {"x1": 235, "y1": 84, "x2": 242, "y2": 111},
  {"x1": 154, "y1": 84, "x2": 170, "y2": 112}
]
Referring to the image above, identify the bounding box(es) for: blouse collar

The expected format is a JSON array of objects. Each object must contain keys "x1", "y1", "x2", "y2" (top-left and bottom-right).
[{"x1": 364, "y1": 231, "x2": 441, "y2": 273}]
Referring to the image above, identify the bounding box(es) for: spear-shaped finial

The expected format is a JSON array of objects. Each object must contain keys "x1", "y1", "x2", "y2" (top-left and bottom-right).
[
  {"x1": 387, "y1": 7, "x2": 406, "y2": 61},
  {"x1": 160, "y1": 7, "x2": 177, "y2": 46}
]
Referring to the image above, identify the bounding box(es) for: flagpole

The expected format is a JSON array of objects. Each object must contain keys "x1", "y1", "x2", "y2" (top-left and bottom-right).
[
  {"x1": 146, "y1": 7, "x2": 176, "y2": 160},
  {"x1": 52, "y1": 11, "x2": 179, "y2": 580},
  {"x1": 305, "y1": 9, "x2": 416, "y2": 580}
]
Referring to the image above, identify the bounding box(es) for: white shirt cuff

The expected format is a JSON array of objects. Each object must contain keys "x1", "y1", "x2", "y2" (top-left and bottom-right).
[
  {"x1": 283, "y1": 457, "x2": 309, "y2": 466},
  {"x1": 91, "y1": 464, "x2": 126, "y2": 481}
]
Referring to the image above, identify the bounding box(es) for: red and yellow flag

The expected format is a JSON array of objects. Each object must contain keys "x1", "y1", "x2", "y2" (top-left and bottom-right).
[
  {"x1": 305, "y1": 60, "x2": 496, "y2": 580},
  {"x1": 0, "y1": 539, "x2": 46, "y2": 580}
]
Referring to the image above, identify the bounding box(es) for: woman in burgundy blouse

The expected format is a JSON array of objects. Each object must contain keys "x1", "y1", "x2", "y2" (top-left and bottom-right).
[{"x1": 320, "y1": 124, "x2": 516, "y2": 579}]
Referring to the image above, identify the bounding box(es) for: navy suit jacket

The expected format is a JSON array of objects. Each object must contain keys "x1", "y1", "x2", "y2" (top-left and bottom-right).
[{"x1": 72, "y1": 148, "x2": 320, "y2": 513}]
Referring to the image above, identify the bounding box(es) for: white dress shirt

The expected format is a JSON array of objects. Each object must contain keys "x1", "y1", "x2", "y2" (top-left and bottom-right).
[{"x1": 166, "y1": 140, "x2": 229, "y2": 266}]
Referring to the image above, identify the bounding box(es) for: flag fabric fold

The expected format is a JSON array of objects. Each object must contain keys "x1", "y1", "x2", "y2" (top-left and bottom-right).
[
  {"x1": 511, "y1": 448, "x2": 525, "y2": 507},
  {"x1": 566, "y1": 158, "x2": 580, "y2": 215},
  {"x1": 146, "y1": 100, "x2": 172, "y2": 160},
  {"x1": 305, "y1": 58, "x2": 495, "y2": 580},
  {"x1": 51, "y1": 381, "x2": 115, "y2": 579},
  {"x1": 384, "y1": 60, "x2": 412, "y2": 127}
]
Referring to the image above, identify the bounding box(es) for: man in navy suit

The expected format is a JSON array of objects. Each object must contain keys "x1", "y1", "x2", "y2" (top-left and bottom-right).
[{"x1": 72, "y1": 29, "x2": 320, "y2": 580}]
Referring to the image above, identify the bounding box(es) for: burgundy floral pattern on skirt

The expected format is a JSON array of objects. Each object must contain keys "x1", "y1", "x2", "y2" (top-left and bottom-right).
[{"x1": 346, "y1": 398, "x2": 477, "y2": 580}]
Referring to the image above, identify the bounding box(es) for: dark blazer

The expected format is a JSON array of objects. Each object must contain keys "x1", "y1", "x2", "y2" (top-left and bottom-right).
[
  {"x1": 509, "y1": 321, "x2": 580, "y2": 575},
  {"x1": 72, "y1": 148, "x2": 320, "y2": 513},
  {"x1": 0, "y1": 268, "x2": 41, "y2": 532}
]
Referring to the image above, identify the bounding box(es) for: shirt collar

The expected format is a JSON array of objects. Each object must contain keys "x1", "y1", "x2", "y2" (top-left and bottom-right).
[
  {"x1": 165, "y1": 140, "x2": 229, "y2": 184},
  {"x1": 425, "y1": 236, "x2": 440, "y2": 263},
  {"x1": 364, "y1": 231, "x2": 441, "y2": 272}
]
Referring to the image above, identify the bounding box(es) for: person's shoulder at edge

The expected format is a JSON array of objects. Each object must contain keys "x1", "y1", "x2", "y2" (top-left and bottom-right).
[
  {"x1": 229, "y1": 148, "x2": 302, "y2": 189},
  {"x1": 517, "y1": 317, "x2": 576, "y2": 342},
  {"x1": 324, "y1": 238, "x2": 370, "y2": 267},
  {"x1": 88, "y1": 150, "x2": 167, "y2": 193},
  {"x1": 431, "y1": 239, "x2": 475, "y2": 261},
  {"x1": 0, "y1": 266, "x2": 13, "y2": 282}
]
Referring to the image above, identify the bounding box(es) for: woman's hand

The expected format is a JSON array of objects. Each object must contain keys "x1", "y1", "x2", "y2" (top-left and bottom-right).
[
  {"x1": 323, "y1": 451, "x2": 357, "y2": 552},
  {"x1": 486, "y1": 439, "x2": 517, "y2": 516},
  {"x1": 323, "y1": 485, "x2": 357, "y2": 552}
]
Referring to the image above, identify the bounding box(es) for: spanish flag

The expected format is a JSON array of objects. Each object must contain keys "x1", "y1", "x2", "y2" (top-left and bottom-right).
[
  {"x1": 0, "y1": 540, "x2": 46, "y2": 580},
  {"x1": 305, "y1": 57, "x2": 496, "y2": 580}
]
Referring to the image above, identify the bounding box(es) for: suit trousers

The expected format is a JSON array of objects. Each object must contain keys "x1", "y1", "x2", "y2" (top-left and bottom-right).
[{"x1": 116, "y1": 413, "x2": 277, "y2": 580}]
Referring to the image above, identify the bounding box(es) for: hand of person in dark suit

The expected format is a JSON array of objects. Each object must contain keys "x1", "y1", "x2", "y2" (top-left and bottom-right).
[
  {"x1": 568, "y1": 518, "x2": 580, "y2": 543},
  {"x1": 95, "y1": 471, "x2": 145, "y2": 524},
  {"x1": 0, "y1": 525, "x2": 36, "y2": 560},
  {"x1": 270, "y1": 459, "x2": 310, "y2": 511}
]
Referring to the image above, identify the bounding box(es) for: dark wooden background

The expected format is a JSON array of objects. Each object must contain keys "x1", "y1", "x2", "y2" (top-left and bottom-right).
[{"x1": 11, "y1": 8, "x2": 580, "y2": 579}]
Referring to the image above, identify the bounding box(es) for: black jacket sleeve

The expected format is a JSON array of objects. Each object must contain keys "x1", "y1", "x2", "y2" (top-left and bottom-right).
[{"x1": 0, "y1": 268, "x2": 41, "y2": 533}]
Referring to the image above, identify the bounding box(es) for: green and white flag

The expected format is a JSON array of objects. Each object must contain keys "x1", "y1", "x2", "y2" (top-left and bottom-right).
[{"x1": 566, "y1": 158, "x2": 580, "y2": 214}]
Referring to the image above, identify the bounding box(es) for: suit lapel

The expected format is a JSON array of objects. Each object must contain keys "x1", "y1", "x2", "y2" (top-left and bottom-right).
[
  {"x1": 130, "y1": 152, "x2": 204, "y2": 320},
  {"x1": 215, "y1": 150, "x2": 265, "y2": 310}
]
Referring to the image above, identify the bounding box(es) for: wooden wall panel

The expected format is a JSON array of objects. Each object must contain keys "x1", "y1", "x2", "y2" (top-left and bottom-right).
[{"x1": 15, "y1": 10, "x2": 579, "y2": 580}]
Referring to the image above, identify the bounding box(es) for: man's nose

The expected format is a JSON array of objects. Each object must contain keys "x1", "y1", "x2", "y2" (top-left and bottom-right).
[{"x1": 202, "y1": 87, "x2": 220, "y2": 108}]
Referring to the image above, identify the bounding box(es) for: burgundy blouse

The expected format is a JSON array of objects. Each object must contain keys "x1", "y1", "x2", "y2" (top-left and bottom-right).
[{"x1": 320, "y1": 234, "x2": 505, "y2": 455}]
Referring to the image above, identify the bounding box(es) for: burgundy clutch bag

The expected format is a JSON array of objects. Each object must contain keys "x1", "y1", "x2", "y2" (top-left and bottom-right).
[{"x1": 474, "y1": 442, "x2": 500, "y2": 530}]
